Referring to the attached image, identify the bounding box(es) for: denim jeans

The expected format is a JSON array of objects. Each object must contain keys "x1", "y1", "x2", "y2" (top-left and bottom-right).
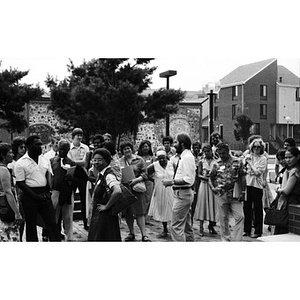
[{"x1": 170, "y1": 189, "x2": 194, "y2": 242}]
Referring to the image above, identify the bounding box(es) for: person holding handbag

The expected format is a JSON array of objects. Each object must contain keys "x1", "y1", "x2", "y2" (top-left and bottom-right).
[
  {"x1": 119, "y1": 141, "x2": 151, "y2": 242},
  {"x1": 87, "y1": 148, "x2": 122, "y2": 241},
  {"x1": 273, "y1": 147, "x2": 300, "y2": 235},
  {"x1": 0, "y1": 143, "x2": 24, "y2": 242}
]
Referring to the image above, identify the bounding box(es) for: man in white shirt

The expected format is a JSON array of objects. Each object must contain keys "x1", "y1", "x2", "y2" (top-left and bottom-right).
[
  {"x1": 163, "y1": 133, "x2": 196, "y2": 242},
  {"x1": 68, "y1": 128, "x2": 90, "y2": 229},
  {"x1": 44, "y1": 136, "x2": 60, "y2": 160},
  {"x1": 15, "y1": 135, "x2": 60, "y2": 241}
]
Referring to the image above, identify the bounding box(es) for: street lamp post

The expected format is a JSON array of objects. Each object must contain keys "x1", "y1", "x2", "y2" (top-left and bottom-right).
[
  {"x1": 202, "y1": 80, "x2": 221, "y2": 137},
  {"x1": 159, "y1": 70, "x2": 177, "y2": 137},
  {"x1": 286, "y1": 116, "x2": 291, "y2": 137}
]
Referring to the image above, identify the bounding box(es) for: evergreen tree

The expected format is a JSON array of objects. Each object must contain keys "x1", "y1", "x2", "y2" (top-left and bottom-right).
[
  {"x1": 233, "y1": 114, "x2": 254, "y2": 144},
  {"x1": 46, "y1": 58, "x2": 184, "y2": 144},
  {"x1": 0, "y1": 64, "x2": 43, "y2": 135}
]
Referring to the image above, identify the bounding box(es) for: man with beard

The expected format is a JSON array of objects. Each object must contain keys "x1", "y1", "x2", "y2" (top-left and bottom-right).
[
  {"x1": 163, "y1": 133, "x2": 196, "y2": 242},
  {"x1": 15, "y1": 135, "x2": 60, "y2": 241}
]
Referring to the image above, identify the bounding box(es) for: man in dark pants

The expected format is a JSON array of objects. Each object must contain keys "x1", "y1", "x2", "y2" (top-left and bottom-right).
[
  {"x1": 67, "y1": 128, "x2": 89, "y2": 229},
  {"x1": 15, "y1": 135, "x2": 60, "y2": 242},
  {"x1": 191, "y1": 141, "x2": 202, "y2": 224},
  {"x1": 51, "y1": 139, "x2": 76, "y2": 241}
]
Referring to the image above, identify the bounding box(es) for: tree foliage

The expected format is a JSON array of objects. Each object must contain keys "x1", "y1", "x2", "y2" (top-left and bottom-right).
[
  {"x1": 143, "y1": 88, "x2": 186, "y2": 123},
  {"x1": 233, "y1": 114, "x2": 254, "y2": 143},
  {"x1": 46, "y1": 58, "x2": 184, "y2": 144},
  {"x1": 0, "y1": 64, "x2": 43, "y2": 134}
]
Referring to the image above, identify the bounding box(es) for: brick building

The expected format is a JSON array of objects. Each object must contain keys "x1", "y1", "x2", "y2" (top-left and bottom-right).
[{"x1": 214, "y1": 58, "x2": 300, "y2": 153}]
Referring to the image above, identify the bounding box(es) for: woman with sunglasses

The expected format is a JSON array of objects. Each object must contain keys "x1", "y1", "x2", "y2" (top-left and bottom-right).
[{"x1": 243, "y1": 138, "x2": 267, "y2": 238}]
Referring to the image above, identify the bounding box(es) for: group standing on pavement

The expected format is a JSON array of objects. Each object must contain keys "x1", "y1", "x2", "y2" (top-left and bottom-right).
[{"x1": 1, "y1": 126, "x2": 300, "y2": 242}]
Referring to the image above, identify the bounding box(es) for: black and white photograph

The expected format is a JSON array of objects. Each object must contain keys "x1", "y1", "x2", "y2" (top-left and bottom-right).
[{"x1": 1, "y1": 1, "x2": 300, "y2": 299}]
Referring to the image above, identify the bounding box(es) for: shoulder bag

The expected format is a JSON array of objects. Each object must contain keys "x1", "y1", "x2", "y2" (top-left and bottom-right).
[
  {"x1": 110, "y1": 183, "x2": 138, "y2": 215},
  {"x1": 102, "y1": 168, "x2": 138, "y2": 215},
  {"x1": 264, "y1": 194, "x2": 288, "y2": 227}
]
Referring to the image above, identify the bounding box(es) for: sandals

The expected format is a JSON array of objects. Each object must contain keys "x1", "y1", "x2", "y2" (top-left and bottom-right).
[
  {"x1": 142, "y1": 235, "x2": 152, "y2": 242},
  {"x1": 124, "y1": 234, "x2": 135, "y2": 242},
  {"x1": 157, "y1": 232, "x2": 168, "y2": 238}
]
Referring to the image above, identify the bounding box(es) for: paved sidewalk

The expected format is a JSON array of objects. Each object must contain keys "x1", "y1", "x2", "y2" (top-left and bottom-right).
[{"x1": 59, "y1": 215, "x2": 272, "y2": 242}]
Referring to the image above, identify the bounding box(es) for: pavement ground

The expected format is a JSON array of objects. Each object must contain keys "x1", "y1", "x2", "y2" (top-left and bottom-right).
[
  {"x1": 33, "y1": 182, "x2": 290, "y2": 242},
  {"x1": 35, "y1": 214, "x2": 273, "y2": 242}
]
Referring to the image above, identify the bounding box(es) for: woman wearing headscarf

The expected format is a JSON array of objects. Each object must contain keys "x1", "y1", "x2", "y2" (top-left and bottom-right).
[{"x1": 147, "y1": 148, "x2": 174, "y2": 238}]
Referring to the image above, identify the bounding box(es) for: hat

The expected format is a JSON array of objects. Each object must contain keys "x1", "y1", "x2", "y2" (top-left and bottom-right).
[{"x1": 156, "y1": 150, "x2": 167, "y2": 157}]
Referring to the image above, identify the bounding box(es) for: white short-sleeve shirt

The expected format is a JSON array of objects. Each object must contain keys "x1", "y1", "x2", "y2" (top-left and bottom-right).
[
  {"x1": 68, "y1": 142, "x2": 89, "y2": 162},
  {"x1": 14, "y1": 153, "x2": 53, "y2": 187}
]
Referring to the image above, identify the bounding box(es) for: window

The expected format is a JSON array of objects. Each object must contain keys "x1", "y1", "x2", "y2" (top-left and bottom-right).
[
  {"x1": 232, "y1": 104, "x2": 237, "y2": 119},
  {"x1": 250, "y1": 123, "x2": 260, "y2": 135},
  {"x1": 219, "y1": 124, "x2": 223, "y2": 139},
  {"x1": 214, "y1": 106, "x2": 219, "y2": 121},
  {"x1": 296, "y1": 87, "x2": 300, "y2": 101},
  {"x1": 232, "y1": 86, "x2": 238, "y2": 100},
  {"x1": 260, "y1": 104, "x2": 267, "y2": 119},
  {"x1": 260, "y1": 85, "x2": 267, "y2": 100}
]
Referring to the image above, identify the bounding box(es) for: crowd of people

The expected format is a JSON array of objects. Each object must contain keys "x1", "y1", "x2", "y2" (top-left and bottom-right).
[{"x1": 0, "y1": 128, "x2": 299, "y2": 242}]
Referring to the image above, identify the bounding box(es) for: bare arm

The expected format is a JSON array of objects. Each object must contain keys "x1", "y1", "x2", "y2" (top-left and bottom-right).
[
  {"x1": 277, "y1": 173, "x2": 298, "y2": 196},
  {"x1": 0, "y1": 168, "x2": 21, "y2": 218}
]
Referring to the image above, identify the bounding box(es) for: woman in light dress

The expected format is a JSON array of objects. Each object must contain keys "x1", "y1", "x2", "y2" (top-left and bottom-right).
[
  {"x1": 147, "y1": 149, "x2": 174, "y2": 238},
  {"x1": 194, "y1": 145, "x2": 218, "y2": 236},
  {"x1": 0, "y1": 143, "x2": 23, "y2": 242}
]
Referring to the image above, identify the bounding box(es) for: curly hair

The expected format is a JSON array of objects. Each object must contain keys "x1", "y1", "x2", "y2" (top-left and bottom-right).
[
  {"x1": 120, "y1": 141, "x2": 134, "y2": 154},
  {"x1": 137, "y1": 140, "x2": 153, "y2": 156},
  {"x1": 11, "y1": 136, "x2": 26, "y2": 157}
]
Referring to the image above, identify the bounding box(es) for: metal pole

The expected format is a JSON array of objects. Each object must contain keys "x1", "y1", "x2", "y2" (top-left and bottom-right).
[
  {"x1": 209, "y1": 91, "x2": 214, "y2": 137},
  {"x1": 166, "y1": 77, "x2": 170, "y2": 136},
  {"x1": 199, "y1": 104, "x2": 203, "y2": 143},
  {"x1": 287, "y1": 121, "x2": 289, "y2": 138}
]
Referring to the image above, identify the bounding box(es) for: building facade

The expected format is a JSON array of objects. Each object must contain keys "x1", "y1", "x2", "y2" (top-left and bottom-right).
[{"x1": 214, "y1": 58, "x2": 299, "y2": 153}]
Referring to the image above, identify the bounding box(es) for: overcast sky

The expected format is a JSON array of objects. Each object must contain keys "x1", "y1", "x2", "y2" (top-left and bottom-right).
[
  {"x1": 1, "y1": 1, "x2": 300, "y2": 93},
  {"x1": 1, "y1": 57, "x2": 299, "y2": 92}
]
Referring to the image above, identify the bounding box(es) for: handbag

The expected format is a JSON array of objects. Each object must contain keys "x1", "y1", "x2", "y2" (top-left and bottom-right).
[
  {"x1": 264, "y1": 194, "x2": 288, "y2": 226},
  {"x1": 132, "y1": 181, "x2": 147, "y2": 193},
  {"x1": 110, "y1": 183, "x2": 138, "y2": 215},
  {"x1": 0, "y1": 194, "x2": 15, "y2": 223}
]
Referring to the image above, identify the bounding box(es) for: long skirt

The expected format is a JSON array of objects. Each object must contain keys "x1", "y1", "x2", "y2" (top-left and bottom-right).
[{"x1": 194, "y1": 181, "x2": 217, "y2": 222}]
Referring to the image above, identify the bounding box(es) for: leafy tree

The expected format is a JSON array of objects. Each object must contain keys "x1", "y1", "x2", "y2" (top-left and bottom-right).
[
  {"x1": 233, "y1": 114, "x2": 254, "y2": 144},
  {"x1": 143, "y1": 88, "x2": 186, "y2": 123},
  {"x1": 0, "y1": 64, "x2": 43, "y2": 135},
  {"x1": 46, "y1": 58, "x2": 184, "y2": 145}
]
